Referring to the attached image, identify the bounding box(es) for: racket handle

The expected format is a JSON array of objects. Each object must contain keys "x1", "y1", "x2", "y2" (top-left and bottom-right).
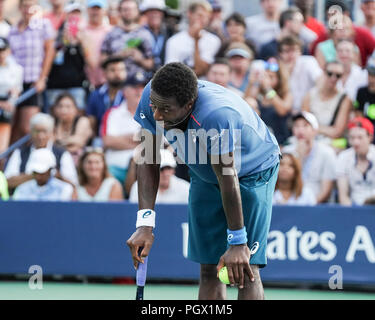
[{"x1": 136, "y1": 256, "x2": 148, "y2": 287}]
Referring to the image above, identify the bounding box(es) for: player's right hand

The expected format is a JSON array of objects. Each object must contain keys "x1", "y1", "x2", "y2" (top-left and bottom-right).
[{"x1": 126, "y1": 226, "x2": 154, "y2": 270}]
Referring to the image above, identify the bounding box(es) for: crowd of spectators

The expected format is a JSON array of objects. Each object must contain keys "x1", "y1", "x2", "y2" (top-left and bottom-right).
[{"x1": 0, "y1": 0, "x2": 375, "y2": 207}]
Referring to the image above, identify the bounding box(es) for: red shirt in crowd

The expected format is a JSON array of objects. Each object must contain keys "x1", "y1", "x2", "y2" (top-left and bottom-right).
[
  {"x1": 310, "y1": 25, "x2": 375, "y2": 67},
  {"x1": 305, "y1": 16, "x2": 326, "y2": 38}
]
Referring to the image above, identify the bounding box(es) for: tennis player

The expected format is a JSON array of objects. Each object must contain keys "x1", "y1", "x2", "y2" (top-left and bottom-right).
[{"x1": 126, "y1": 63, "x2": 280, "y2": 300}]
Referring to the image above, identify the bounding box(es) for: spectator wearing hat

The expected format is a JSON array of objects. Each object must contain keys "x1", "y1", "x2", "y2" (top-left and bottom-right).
[
  {"x1": 361, "y1": 0, "x2": 375, "y2": 36},
  {"x1": 101, "y1": 0, "x2": 154, "y2": 79},
  {"x1": 245, "y1": 0, "x2": 283, "y2": 53},
  {"x1": 259, "y1": 7, "x2": 312, "y2": 61},
  {"x1": 0, "y1": 0, "x2": 11, "y2": 38},
  {"x1": 0, "y1": 38, "x2": 23, "y2": 153},
  {"x1": 86, "y1": 56, "x2": 126, "y2": 134},
  {"x1": 46, "y1": 1, "x2": 87, "y2": 111},
  {"x1": 8, "y1": 0, "x2": 56, "y2": 144},
  {"x1": 0, "y1": 170, "x2": 9, "y2": 200},
  {"x1": 165, "y1": 0, "x2": 221, "y2": 77},
  {"x1": 44, "y1": 0, "x2": 67, "y2": 31},
  {"x1": 140, "y1": 0, "x2": 175, "y2": 71},
  {"x1": 337, "y1": 117, "x2": 375, "y2": 205},
  {"x1": 215, "y1": 13, "x2": 256, "y2": 60},
  {"x1": 206, "y1": 0, "x2": 225, "y2": 40},
  {"x1": 129, "y1": 148, "x2": 190, "y2": 204},
  {"x1": 4, "y1": 113, "x2": 78, "y2": 190},
  {"x1": 12, "y1": 148, "x2": 76, "y2": 201},
  {"x1": 80, "y1": 0, "x2": 113, "y2": 88},
  {"x1": 283, "y1": 111, "x2": 337, "y2": 203},
  {"x1": 225, "y1": 42, "x2": 254, "y2": 93},
  {"x1": 278, "y1": 35, "x2": 322, "y2": 113},
  {"x1": 354, "y1": 57, "x2": 375, "y2": 133},
  {"x1": 77, "y1": 148, "x2": 123, "y2": 201},
  {"x1": 100, "y1": 72, "x2": 144, "y2": 183}
]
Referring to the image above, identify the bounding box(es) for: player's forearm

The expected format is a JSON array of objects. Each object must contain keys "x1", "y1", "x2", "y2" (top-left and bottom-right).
[
  {"x1": 137, "y1": 164, "x2": 160, "y2": 210},
  {"x1": 218, "y1": 173, "x2": 244, "y2": 230}
]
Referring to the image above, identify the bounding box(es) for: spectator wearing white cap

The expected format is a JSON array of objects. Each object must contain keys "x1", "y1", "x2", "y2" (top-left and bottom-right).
[
  {"x1": 140, "y1": 0, "x2": 175, "y2": 70},
  {"x1": 129, "y1": 149, "x2": 190, "y2": 204},
  {"x1": 80, "y1": 0, "x2": 113, "y2": 87},
  {"x1": 283, "y1": 111, "x2": 337, "y2": 203},
  {"x1": 4, "y1": 113, "x2": 78, "y2": 189},
  {"x1": 165, "y1": 0, "x2": 221, "y2": 77},
  {"x1": 12, "y1": 148, "x2": 76, "y2": 201}
]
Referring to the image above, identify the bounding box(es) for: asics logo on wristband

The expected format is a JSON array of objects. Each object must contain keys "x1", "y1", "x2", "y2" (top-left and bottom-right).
[
  {"x1": 227, "y1": 234, "x2": 234, "y2": 241},
  {"x1": 142, "y1": 210, "x2": 152, "y2": 218}
]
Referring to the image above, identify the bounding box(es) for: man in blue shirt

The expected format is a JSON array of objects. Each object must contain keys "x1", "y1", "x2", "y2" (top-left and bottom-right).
[{"x1": 127, "y1": 63, "x2": 280, "y2": 300}]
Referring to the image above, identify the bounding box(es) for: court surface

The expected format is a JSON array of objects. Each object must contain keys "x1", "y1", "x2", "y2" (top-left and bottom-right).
[{"x1": 1, "y1": 281, "x2": 375, "y2": 300}]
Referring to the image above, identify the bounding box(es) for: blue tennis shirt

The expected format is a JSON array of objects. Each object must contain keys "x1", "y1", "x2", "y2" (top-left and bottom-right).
[{"x1": 134, "y1": 80, "x2": 280, "y2": 184}]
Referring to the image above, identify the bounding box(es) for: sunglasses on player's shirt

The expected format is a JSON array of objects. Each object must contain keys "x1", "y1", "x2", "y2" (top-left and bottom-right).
[{"x1": 326, "y1": 70, "x2": 343, "y2": 79}]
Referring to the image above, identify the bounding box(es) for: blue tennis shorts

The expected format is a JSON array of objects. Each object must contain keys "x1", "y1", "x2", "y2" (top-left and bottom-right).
[{"x1": 187, "y1": 163, "x2": 279, "y2": 267}]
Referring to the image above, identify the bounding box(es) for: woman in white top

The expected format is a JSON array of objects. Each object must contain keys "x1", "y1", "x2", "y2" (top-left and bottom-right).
[
  {"x1": 273, "y1": 153, "x2": 316, "y2": 206},
  {"x1": 77, "y1": 148, "x2": 123, "y2": 202},
  {"x1": 302, "y1": 61, "x2": 352, "y2": 140}
]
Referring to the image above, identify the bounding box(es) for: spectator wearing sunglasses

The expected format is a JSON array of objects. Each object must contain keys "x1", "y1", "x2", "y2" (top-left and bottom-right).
[
  {"x1": 245, "y1": 59, "x2": 292, "y2": 145},
  {"x1": 337, "y1": 117, "x2": 375, "y2": 205},
  {"x1": 77, "y1": 148, "x2": 123, "y2": 201},
  {"x1": 336, "y1": 40, "x2": 368, "y2": 102},
  {"x1": 302, "y1": 61, "x2": 352, "y2": 143}
]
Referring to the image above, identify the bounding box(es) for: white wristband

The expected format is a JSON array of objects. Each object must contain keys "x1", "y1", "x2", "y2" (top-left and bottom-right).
[{"x1": 136, "y1": 209, "x2": 156, "y2": 228}]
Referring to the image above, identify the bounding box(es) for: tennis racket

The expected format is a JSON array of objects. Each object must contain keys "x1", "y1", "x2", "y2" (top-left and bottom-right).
[{"x1": 135, "y1": 255, "x2": 148, "y2": 300}]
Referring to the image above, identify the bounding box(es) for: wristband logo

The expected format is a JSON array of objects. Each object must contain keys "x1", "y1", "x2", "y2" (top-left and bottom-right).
[
  {"x1": 142, "y1": 210, "x2": 152, "y2": 218},
  {"x1": 227, "y1": 234, "x2": 234, "y2": 242}
]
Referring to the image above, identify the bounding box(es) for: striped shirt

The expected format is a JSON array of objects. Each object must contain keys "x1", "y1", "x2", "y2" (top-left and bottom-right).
[{"x1": 8, "y1": 19, "x2": 55, "y2": 83}]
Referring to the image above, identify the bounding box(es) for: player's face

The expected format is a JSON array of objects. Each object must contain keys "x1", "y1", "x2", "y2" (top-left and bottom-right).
[
  {"x1": 150, "y1": 90, "x2": 194, "y2": 130},
  {"x1": 348, "y1": 127, "x2": 372, "y2": 155}
]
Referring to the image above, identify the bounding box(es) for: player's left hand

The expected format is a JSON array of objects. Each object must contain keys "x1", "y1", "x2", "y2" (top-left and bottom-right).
[{"x1": 216, "y1": 244, "x2": 254, "y2": 289}]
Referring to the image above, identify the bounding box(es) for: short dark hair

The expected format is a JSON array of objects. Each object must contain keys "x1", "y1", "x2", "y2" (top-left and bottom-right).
[
  {"x1": 101, "y1": 56, "x2": 125, "y2": 69},
  {"x1": 279, "y1": 7, "x2": 302, "y2": 29},
  {"x1": 225, "y1": 12, "x2": 246, "y2": 28},
  {"x1": 278, "y1": 35, "x2": 303, "y2": 53},
  {"x1": 151, "y1": 63, "x2": 198, "y2": 107},
  {"x1": 211, "y1": 58, "x2": 231, "y2": 68},
  {"x1": 325, "y1": 0, "x2": 349, "y2": 13}
]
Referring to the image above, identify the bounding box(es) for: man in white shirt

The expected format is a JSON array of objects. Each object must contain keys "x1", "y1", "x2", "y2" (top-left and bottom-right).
[
  {"x1": 278, "y1": 35, "x2": 323, "y2": 112},
  {"x1": 164, "y1": 0, "x2": 221, "y2": 77},
  {"x1": 129, "y1": 148, "x2": 190, "y2": 204},
  {"x1": 13, "y1": 148, "x2": 76, "y2": 201},
  {"x1": 283, "y1": 111, "x2": 337, "y2": 203},
  {"x1": 245, "y1": 0, "x2": 283, "y2": 52},
  {"x1": 337, "y1": 117, "x2": 375, "y2": 205},
  {"x1": 100, "y1": 72, "x2": 143, "y2": 182},
  {"x1": 5, "y1": 113, "x2": 78, "y2": 188}
]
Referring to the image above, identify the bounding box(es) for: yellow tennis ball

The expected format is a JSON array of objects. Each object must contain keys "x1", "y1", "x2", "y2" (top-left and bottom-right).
[{"x1": 218, "y1": 266, "x2": 230, "y2": 285}]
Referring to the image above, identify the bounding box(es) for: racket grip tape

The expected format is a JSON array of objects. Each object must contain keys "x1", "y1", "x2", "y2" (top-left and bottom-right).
[{"x1": 136, "y1": 256, "x2": 148, "y2": 287}]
